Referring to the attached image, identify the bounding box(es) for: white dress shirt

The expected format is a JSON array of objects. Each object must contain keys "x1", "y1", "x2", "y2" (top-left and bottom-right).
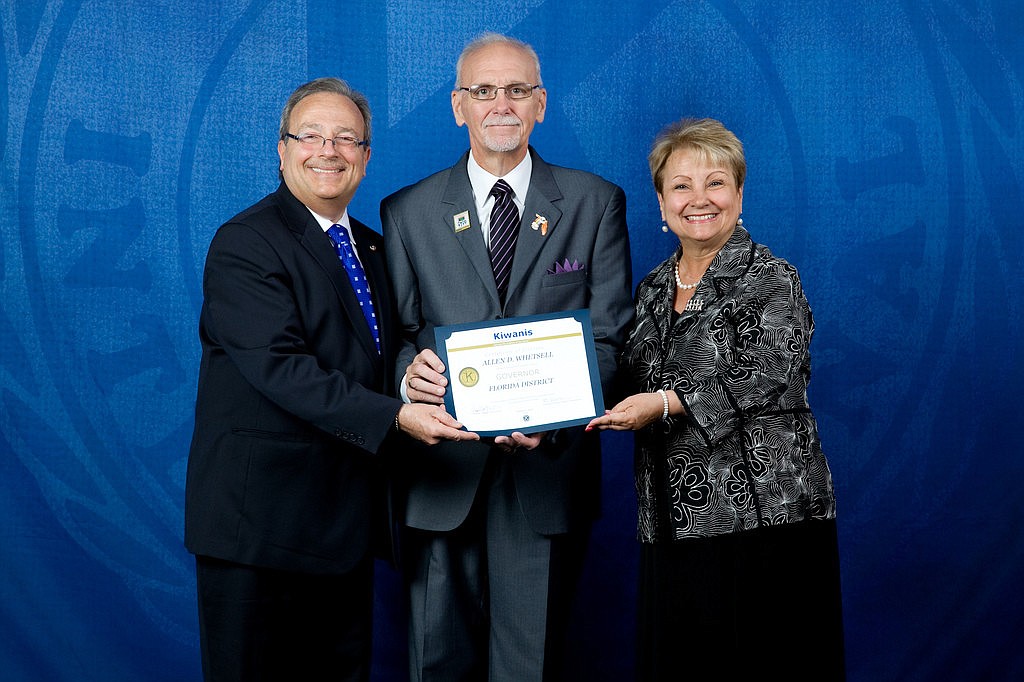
[
  {"x1": 309, "y1": 208, "x2": 367, "y2": 267},
  {"x1": 401, "y1": 154, "x2": 534, "y2": 403},
  {"x1": 466, "y1": 152, "x2": 532, "y2": 248}
]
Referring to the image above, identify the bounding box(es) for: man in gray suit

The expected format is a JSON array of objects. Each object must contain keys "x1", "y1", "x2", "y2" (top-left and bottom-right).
[{"x1": 381, "y1": 34, "x2": 633, "y2": 681}]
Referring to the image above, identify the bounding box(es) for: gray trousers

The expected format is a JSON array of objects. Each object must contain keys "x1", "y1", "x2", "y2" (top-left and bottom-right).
[{"x1": 404, "y1": 453, "x2": 588, "y2": 682}]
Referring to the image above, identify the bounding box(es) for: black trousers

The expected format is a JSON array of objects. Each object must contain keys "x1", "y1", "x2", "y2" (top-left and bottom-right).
[
  {"x1": 638, "y1": 519, "x2": 846, "y2": 681},
  {"x1": 194, "y1": 555, "x2": 373, "y2": 682}
]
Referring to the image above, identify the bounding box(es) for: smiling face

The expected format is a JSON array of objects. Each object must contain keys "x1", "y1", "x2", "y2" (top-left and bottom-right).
[
  {"x1": 658, "y1": 148, "x2": 743, "y2": 254},
  {"x1": 277, "y1": 92, "x2": 370, "y2": 220},
  {"x1": 452, "y1": 42, "x2": 546, "y2": 172}
]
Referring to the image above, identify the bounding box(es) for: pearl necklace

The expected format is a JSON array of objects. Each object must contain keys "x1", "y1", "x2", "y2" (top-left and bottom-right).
[{"x1": 674, "y1": 261, "x2": 701, "y2": 290}]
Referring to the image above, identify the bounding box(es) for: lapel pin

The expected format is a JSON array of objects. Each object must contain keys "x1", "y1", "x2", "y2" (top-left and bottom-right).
[
  {"x1": 453, "y1": 210, "x2": 471, "y2": 232},
  {"x1": 531, "y1": 214, "x2": 548, "y2": 236}
]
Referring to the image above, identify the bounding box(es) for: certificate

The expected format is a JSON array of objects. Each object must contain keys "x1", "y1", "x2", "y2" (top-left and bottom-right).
[{"x1": 434, "y1": 310, "x2": 604, "y2": 436}]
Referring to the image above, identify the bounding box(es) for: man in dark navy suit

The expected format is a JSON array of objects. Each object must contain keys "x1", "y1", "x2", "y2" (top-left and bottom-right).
[{"x1": 185, "y1": 77, "x2": 476, "y2": 682}]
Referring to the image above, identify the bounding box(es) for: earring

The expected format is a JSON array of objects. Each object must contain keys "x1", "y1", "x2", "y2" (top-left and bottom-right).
[
  {"x1": 737, "y1": 216, "x2": 744, "y2": 227},
  {"x1": 661, "y1": 222, "x2": 669, "y2": 233}
]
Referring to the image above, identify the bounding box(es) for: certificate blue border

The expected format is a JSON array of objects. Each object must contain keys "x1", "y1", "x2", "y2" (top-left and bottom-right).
[{"x1": 433, "y1": 309, "x2": 604, "y2": 436}]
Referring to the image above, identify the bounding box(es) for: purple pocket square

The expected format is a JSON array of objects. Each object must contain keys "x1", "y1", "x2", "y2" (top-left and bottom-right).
[{"x1": 547, "y1": 258, "x2": 586, "y2": 275}]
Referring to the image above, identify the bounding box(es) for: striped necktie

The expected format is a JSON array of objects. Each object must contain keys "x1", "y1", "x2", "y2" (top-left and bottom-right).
[{"x1": 488, "y1": 179, "x2": 520, "y2": 304}]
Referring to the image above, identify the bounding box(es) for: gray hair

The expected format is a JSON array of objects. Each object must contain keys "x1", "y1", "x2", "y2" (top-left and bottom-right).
[
  {"x1": 279, "y1": 77, "x2": 372, "y2": 146},
  {"x1": 454, "y1": 33, "x2": 543, "y2": 88}
]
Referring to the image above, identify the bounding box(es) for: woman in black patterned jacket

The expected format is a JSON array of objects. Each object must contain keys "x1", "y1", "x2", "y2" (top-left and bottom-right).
[{"x1": 587, "y1": 118, "x2": 844, "y2": 681}]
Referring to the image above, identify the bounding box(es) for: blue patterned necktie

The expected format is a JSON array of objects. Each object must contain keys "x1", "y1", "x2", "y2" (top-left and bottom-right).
[
  {"x1": 488, "y1": 179, "x2": 520, "y2": 304},
  {"x1": 327, "y1": 224, "x2": 380, "y2": 353}
]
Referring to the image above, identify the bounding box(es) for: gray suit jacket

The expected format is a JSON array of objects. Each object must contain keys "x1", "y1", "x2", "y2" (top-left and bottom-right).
[{"x1": 381, "y1": 148, "x2": 632, "y2": 534}]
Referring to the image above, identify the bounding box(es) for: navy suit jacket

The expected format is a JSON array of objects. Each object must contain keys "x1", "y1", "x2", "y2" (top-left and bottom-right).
[
  {"x1": 185, "y1": 182, "x2": 400, "y2": 574},
  {"x1": 381, "y1": 148, "x2": 633, "y2": 534}
]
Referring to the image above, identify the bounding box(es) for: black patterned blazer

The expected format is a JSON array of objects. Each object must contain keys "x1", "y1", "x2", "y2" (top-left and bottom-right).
[{"x1": 624, "y1": 226, "x2": 836, "y2": 542}]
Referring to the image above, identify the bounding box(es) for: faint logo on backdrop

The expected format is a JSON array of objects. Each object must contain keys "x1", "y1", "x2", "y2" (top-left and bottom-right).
[
  {"x1": 1, "y1": 1, "x2": 1021, "y2": 680},
  {"x1": 564, "y1": 4, "x2": 1022, "y2": 676},
  {"x1": 564, "y1": 1, "x2": 1021, "y2": 519},
  {"x1": 3, "y1": 0, "x2": 292, "y2": 650}
]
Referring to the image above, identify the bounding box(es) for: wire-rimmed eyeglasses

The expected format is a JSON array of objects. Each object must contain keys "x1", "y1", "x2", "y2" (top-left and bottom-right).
[
  {"x1": 456, "y1": 83, "x2": 542, "y2": 101},
  {"x1": 283, "y1": 132, "x2": 368, "y2": 150}
]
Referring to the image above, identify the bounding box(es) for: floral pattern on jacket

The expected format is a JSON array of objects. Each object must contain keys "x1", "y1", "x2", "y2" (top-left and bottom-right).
[{"x1": 625, "y1": 226, "x2": 836, "y2": 543}]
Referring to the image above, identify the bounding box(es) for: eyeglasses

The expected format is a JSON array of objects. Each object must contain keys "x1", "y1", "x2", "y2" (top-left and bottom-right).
[
  {"x1": 456, "y1": 83, "x2": 542, "y2": 101},
  {"x1": 284, "y1": 132, "x2": 368, "y2": 150}
]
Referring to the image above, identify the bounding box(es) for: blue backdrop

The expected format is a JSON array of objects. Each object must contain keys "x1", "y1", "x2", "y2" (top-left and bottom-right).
[{"x1": 2, "y1": 1, "x2": 1022, "y2": 680}]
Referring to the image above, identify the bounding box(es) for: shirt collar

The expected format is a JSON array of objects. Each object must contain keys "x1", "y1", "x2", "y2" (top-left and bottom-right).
[
  {"x1": 308, "y1": 207, "x2": 350, "y2": 233},
  {"x1": 467, "y1": 151, "x2": 533, "y2": 210},
  {"x1": 308, "y1": 207, "x2": 363, "y2": 260}
]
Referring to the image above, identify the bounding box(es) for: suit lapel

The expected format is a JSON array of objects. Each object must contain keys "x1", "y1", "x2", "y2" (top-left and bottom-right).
[
  {"x1": 351, "y1": 218, "x2": 391, "y2": 365},
  {"x1": 442, "y1": 158, "x2": 502, "y2": 307},
  {"x1": 301, "y1": 219, "x2": 382, "y2": 365},
  {"x1": 274, "y1": 182, "x2": 382, "y2": 365},
  {"x1": 509, "y1": 152, "x2": 563, "y2": 300}
]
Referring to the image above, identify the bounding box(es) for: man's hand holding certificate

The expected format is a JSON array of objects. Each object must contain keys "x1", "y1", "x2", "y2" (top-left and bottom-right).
[{"x1": 431, "y1": 310, "x2": 604, "y2": 436}]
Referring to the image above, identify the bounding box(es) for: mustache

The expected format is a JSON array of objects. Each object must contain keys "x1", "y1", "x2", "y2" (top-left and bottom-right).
[{"x1": 483, "y1": 115, "x2": 522, "y2": 127}]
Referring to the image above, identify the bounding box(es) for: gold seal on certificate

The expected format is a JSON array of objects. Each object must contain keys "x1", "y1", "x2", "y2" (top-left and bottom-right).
[
  {"x1": 433, "y1": 310, "x2": 604, "y2": 436},
  {"x1": 458, "y1": 367, "x2": 480, "y2": 387}
]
